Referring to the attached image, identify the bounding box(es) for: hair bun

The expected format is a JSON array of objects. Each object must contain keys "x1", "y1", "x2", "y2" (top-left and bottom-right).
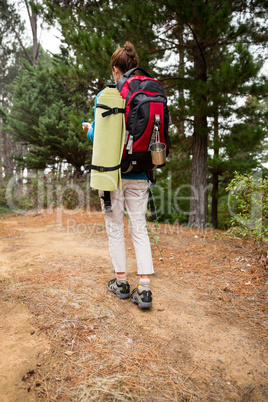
[{"x1": 124, "y1": 41, "x2": 133, "y2": 53}]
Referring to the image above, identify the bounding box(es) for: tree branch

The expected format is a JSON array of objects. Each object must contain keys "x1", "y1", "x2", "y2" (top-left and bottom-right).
[
  {"x1": 185, "y1": 23, "x2": 207, "y2": 71},
  {"x1": 2, "y1": 0, "x2": 34, "y2": 65},
  {"x1": 24, "y1": 0, "x2": 39, "y2": 64}
]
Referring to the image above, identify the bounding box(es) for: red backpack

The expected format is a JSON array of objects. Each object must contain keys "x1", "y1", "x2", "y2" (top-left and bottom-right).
[{"x1": 117, "y1": 67, "x2": 170, "y2": 176}]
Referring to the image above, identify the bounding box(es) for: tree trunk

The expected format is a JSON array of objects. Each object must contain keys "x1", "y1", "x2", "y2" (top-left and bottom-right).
[
  {"x1": 2, "y1": 0, "x2": 39, "y2": 65},
  {"x1": 2, "y1": 0, "x2": 34, "y2": 65},
  {"x1": 25, "y1": 0, "x2": 39, "y2": 64},
  {"x1": 178, "y1": 22, "x2": 185, "y2": 139},
  {"x1": 211, "y1": 113, "x2": 219, "y2": 228},
  {"x1": 188, "y1": 39, "x2": 208, "y2": 228},
  {"x1": 3, "y1": 131, "x2": 12, "y2": 178},
  {"x1": 73, "y1": 167, "x2": 83, "y2": 183}
]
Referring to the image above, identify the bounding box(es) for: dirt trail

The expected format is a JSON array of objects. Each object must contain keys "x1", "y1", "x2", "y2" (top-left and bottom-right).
[{"x1": 0, "y1": 211, "x2": 267, "y2": 401}]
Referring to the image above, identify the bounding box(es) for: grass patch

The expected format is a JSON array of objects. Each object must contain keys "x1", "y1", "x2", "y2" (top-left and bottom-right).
[{"x1": 0, "y1": 206, "x2": 16, "y2": 217}]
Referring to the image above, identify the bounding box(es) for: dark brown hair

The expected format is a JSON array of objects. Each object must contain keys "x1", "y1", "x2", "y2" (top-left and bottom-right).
[{"x1": 110, "y1": 41, "x2": 139, "y2": 74}]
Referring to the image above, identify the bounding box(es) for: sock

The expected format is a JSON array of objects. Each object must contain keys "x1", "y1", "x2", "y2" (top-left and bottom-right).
[
  {"x1": 116, "y1": 272, "x2": 127, "y2": 284},
  {"x1": 138, "y1": 278, "x2": 150, "y2": 292}
]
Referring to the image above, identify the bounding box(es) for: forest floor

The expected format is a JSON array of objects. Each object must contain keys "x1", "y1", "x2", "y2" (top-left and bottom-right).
[{"x1": 0, "y1": 209, "x2": 267, "y2": 401}]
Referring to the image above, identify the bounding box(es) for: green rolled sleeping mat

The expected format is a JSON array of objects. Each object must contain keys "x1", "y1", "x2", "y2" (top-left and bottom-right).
[{"x1": 90, "y1": 87, "x2": 126, "y2": 191}]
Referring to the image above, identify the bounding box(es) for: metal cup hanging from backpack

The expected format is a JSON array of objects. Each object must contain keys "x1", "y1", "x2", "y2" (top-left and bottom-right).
[{"x1": 149, "y1": 115, "x2": 166, "y2": 167}]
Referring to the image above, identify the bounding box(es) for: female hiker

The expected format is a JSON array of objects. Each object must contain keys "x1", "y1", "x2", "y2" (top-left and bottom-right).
[{"x1": 82, "y1": 41, "x2": 154, "y2": 309}]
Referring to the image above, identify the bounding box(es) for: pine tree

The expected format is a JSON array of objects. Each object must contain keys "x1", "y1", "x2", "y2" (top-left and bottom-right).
[
  {"x1": 43, "y1": 0, "x2": 159, "y2": 101},
  {"x1": 208, "y1": 43, "x2": 267, "y2": 228},
  {"x1": 152, "y1": 0, "x2": 267, "y2": 227},
  {"x1": 0, "y1": 0, "x2": 26, "y2": 182},
  {"x1": 6, "y1": 56, "x2": 91, "y2": 178},
  {"x1": 1, "y1": 0, "x2": 42, "y2": 65},
  {"x1": 41, "y1": 0, "x2": 267, "y2": 226}
]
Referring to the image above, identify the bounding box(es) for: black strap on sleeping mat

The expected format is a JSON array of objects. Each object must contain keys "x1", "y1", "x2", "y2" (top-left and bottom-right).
[
  {"x1": 96, "y1": 103, "x2": 125, "y2": 118},
  {"x1": 90, "y1": 164, "x2": 121, "y2": 172}
]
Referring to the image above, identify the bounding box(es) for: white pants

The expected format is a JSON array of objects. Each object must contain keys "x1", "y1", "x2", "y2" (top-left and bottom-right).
[{"x1": 100, "y1": 179, "x2": 154, "y2": 275}]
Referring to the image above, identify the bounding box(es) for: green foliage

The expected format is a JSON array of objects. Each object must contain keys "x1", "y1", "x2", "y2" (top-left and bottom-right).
[
  {"x1": 152, "y1": 182, "x2": 190, "y2": 224},
  {"x1": 0, "y1": 206, "x2": 14, "y2": 217},
  {"x1": 3, "y1": 171, "x2": 102, "y2": 213},
  {"x1": 147, "y1": 221, "x2": 163, "y2": 256},
  {"x1": 43, "y1": 0, "x2": 158, "y2": 98},
  {"x1": 226, "y1": 172, "x2": 268, "y2": 248},
  {"x1": 1, "y1": 0, "x2": 267, "y2": 230},
  {"x1": 151, "y1": 131, "x2": 192, "y2": 224},
  {"x1": 5, "y1": 57, "x2": 91, "y2": 174},
  {"x1": 207, "y1": 194, "x2": 231, "y2": 230},
  {"x1": 153, "y1": 0, "x2": 267, "y2": 227},
  {"x1": 0, "y1": 0, "x2": 27, "y2": 111},
  {"x1": 62, "y1": 188, "x2": 79, "y2": 209},
  {"x1": 0, "y1": 179, "x2": 8, "y2": 208}
]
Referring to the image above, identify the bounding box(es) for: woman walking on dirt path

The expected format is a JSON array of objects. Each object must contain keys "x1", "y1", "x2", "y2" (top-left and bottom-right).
[{"x1": 82, "y1": 42, "x2": 154, "y2": 309}]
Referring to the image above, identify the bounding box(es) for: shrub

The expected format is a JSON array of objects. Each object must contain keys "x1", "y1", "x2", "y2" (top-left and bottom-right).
[
  {"x1": 2, "y1": 171, "x2": 102, "y2": 213},
  {"x1": 226, "y1": 171, "x2": 268, "y2": 251}
]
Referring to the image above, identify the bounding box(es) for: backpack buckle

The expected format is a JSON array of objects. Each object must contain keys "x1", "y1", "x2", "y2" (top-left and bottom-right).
[
  {"x1": 126, "y1": 135, "x2": 133, "y2": 154},
  {"x1": 154, "y1": 115, "x2": 161, "y2": 131},
  {"x1": 154, "y1": 114, "x2": 161, "y2": 123},
  {"x1": 149, "y1": 115, "x2": 161, "y2": 146}
]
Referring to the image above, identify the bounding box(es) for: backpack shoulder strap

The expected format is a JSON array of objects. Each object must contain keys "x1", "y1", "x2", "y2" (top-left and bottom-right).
[
  {"x1": 117, "y1": 67, "x2": 153, "y2": 92},
  {"x1": 123, "y1": 67, "x2": 153, "y2": 78}
]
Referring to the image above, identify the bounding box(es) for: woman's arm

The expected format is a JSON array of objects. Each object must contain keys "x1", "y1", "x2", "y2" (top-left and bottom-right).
[
  {"x1": 87, "y1": 121, "x2": 95, "y2": 142},
  {"x1": 82, "y1": 90, "x2": 103, "y2": 143}
]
